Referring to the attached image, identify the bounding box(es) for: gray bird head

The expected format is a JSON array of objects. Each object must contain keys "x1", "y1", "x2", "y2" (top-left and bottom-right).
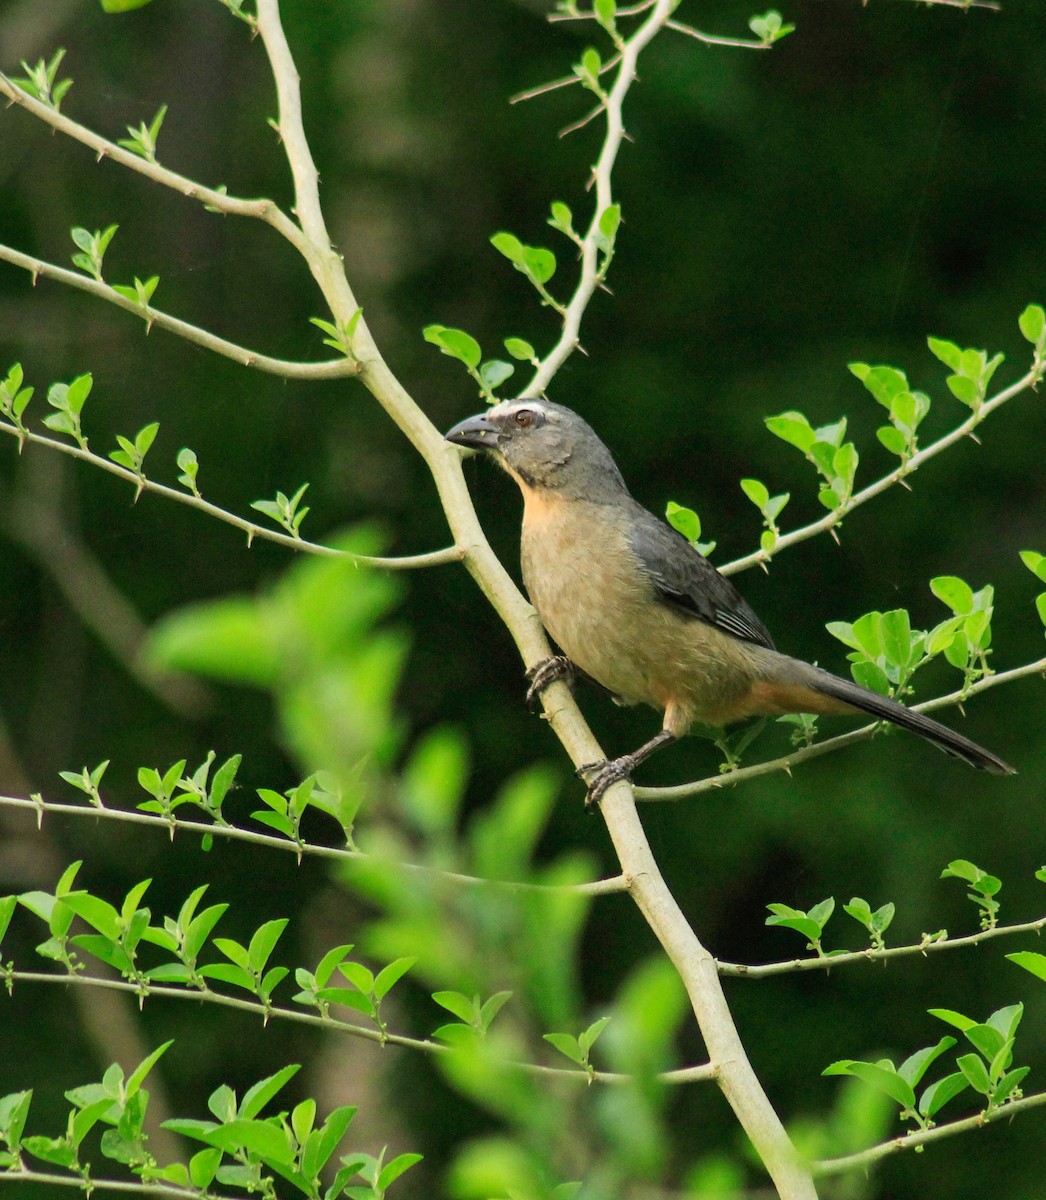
[{"x1": 445, "y1": 399, "x2": 628, "y2": 501}]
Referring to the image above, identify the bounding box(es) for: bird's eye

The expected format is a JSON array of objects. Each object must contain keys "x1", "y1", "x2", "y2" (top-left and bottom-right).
[{"x1": 513, "y1": 409, "x2": 534, "y2": 428}]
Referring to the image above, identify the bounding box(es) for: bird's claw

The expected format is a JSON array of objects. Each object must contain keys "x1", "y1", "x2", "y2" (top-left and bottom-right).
[
  {"x1": 576, "y1": 757, "x2": 634, "y2": 808},
  {"x1": 525, "y1": 655, "x2": 575, "y2": 710}
]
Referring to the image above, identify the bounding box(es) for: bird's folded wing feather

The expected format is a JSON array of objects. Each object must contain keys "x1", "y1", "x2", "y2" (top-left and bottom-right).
[{"x1": 626, "y1": 505, "x2": 776, "y2": 650}]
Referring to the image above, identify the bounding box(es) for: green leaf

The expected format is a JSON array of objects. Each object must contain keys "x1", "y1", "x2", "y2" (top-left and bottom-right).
[
  {"x1": 100, "y1": 0, "x2": 156, "y2": 11},
  {"x1": 247, "y1": 918, "x2": 288, "y2": 974},
  {"x1": 927, "y1": 336, "x2": 962, "y2": 370},
  {"x1": 1018, "y1": 303, "x2": 1045, "y2": 346},
  {"x1": 339, "y1": 960, "x2": 375, "y2": 994},
  {"x1": 740, "y1": 478, "x2": 769, "y2": 509},
  {"x1": 929, "y1": 1007, "x2": 977, "y2": 1032},
  {"x1": 127, "y1": 1041, "x2": 173, "y2": 1096},
  {"x1": 478, "y1": 990, "x2": 513, "y2": 1032},
  {"x1": 543, "y1": 1033, "x2": 584, "y2": 1066},
  {"x1": 823, "y1": 1060, "x2": 916, "y2": 1109},
  {"x1": 432, "y1": 990, "x2": 476, "y2": 1023},
  {"x1": 479, "y1": 359, "x2": 514, "y2": 391},
  {"x1": 1019, "y1": 550, "x2": 1046, "y2": 583},
  {"x1": 579, "y1": 1015, "x2": 611, "y2": 1055},
  {"x1": 931, "y1": 576, "x2": 975, "y2": 615},
  {"x1": 208, "y1": 1118, "x2": 294, "y2": 1164},
  {"x1": 665, "y1": 501, "x2": 701, "y2": 545},
  {"x1": 377, "y1": 1152, "x2": 423, "y2": 1191},
  {"x1": 898, "y1": 1037, "x2": 957, "y2": 1087},
  {"x1": 422, "y1": 324, "x2": 482, "y2": 369},
  {"x1": 0, "y1": 896, "x2": 17, "y2": 950},
  {"x1": 765, "y1": 411, "x2": 816, "y2": 454},
  {"x1": 504, "y1": 337, "x2": 536, "y2": 361},
  {"x1": 1007, "y1": 950, "x2": 1046, "y2": 983},
  {"x1": 919, "y1": 1071, "x2": 969, "y2": 1118},
  {"x1": 372, "y1": 956, "x2": 415, "y2": 1001},
  {"x1": 239, "y1": 1064, "x2": 301, "y2": 1120},
  {"x1": 303, "y1": 1104, "x2": 356, "y2": 1178},
  {"x1": 956, "y1": 1053, "x2": 992, "y2": 1095},
  {"x1": 62, "y1": 892, "x2": 122, "y2": 940}
]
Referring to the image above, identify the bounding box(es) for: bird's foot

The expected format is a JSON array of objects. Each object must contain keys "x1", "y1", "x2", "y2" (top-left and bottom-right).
[
  {"x1": 525, "y1": 655, "x2": 575, "y2": 710},
  {"x1": 576, "y1": 755, "x2": 635, "y2": 809}
]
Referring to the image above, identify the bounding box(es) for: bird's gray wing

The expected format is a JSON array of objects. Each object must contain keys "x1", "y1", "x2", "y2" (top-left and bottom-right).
[{"x1": 626, "y1": 504, "x2": 776, "y2": 650}]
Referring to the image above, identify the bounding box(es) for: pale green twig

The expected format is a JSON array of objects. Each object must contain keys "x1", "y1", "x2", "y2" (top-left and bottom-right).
[
  {"x1": 0, "y1": 242, "x2": 358, "y2": 380},
  {"x1": 0, "y1": 70, "x2": 310, "y2": 257},
  {"x1": 0, "y1": 420, "x2": 461, "y2": 569},
  {"x1": 814, "y1": 1091, "x2": 1046, "y2": 1178},
  {"x1": 0, "y1": 791, "x2": 627, "y2": 896},
  {"x1": 721, "y1": 363, "x2": 1042, "y2": 576},
  {"x1": 2, "y1": 970, "x2": 710, "y2": 1085},
  {"x1": 718, "y1": 913, "x2": 1046, "y2": 979}
]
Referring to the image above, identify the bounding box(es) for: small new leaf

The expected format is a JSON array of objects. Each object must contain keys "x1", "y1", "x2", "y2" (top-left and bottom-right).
[
  {"x1": 14, "y1": 49, "x2": 73, "y2": 111},
  {"x1": 250, "y1": 483, "x2": 310, "y2": 538},
  {"x1": 117, "y1": 105, "x2": 168, "y2": 163}
]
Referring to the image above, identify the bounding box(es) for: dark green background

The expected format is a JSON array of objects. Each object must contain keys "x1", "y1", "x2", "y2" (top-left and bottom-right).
[{"x1": 1, "y1": 1, "x2": 1044, "y2": 1196}]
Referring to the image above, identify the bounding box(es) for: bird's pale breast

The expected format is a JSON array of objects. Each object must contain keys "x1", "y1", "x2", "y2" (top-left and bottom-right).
[{"x1": 519, "y1": 492, "x2": 765, "y2": 732}]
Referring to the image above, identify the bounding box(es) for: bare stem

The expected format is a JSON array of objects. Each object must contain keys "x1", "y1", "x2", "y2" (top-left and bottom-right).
[{"x1": 666, "y1": 19, "x2": 771, "y2": 49}]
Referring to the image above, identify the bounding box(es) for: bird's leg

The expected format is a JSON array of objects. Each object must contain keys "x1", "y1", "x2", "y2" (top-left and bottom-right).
[
  {"x1": 525, "y1": 655, "x2": 576, "y2": 710},
  {"x1": 577, "y1": 730, "x2": 677, "y2": 808}
]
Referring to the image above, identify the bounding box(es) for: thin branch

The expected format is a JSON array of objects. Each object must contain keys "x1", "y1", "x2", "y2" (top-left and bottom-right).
[
  {"x1": 901, "y1": 0, "x2": 1001, "y2": 10},
  {"x1": 2, "y1": 970, "x2": 712, "y2": 1086},
  {"x1": 254, "y1": 0, "x2": 332, "y2": 254},
  {"x1": 510, "y1": 53, "x2": 623, "y2": 105},
  {"x1": 0, "y1": 72, "x2": 310, "y2": 257},
  {"x1": 814, "y1": 1091, "x2": 1046, "y2": 1178},
  {"x1": 522, "y1": 0, "x2": 682, "y2": 398},
  {"x1": 635, "y1": 656, "x2": 1046, "y2": 802},
  {"x1": 718, "y1": 914, "x2": 1046, "y2": 979},
  {"x1": 0, "y1": 242, "x2": 359, "y2": 380},
  {"x1": 253, "y1": 0, "x2": 370, "y2": 340},
  {"x1": 0, "y1": 792, "x2": 628, "y2": 896},
  {"x1": 720, "y1": 362, "x2": 1042, "y2": 577},
  {"x1": 0, "y1": 1171, "x2": 197, "y2": 1200},
  {"x1": 666, "y1": 19, "x2": 772, "y2": 49},
  {"x1": 548, "y1": 1, "x2": 658, "y2": 20},
  {"x1": 0, "y1": 420, "x2": 462, "y2": 569}
]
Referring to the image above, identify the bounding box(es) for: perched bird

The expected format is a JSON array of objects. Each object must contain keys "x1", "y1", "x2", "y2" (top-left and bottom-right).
[{"x1": 445, "y1": 399, "x2": 1015, "y2": 804}]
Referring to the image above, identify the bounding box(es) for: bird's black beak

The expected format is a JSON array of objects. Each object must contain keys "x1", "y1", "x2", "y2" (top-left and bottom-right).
[{"x1": 445, "y1": 411, "x2": 500, "y2": 452}]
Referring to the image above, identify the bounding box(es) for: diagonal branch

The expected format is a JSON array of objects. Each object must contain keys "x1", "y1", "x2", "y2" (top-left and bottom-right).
[
  {"x1": 634, "y1": 656, "x2": 1046, "y2": 802},
  {"x1": 814, "y1": 1090, "x2": 1046, "y2": 1177},
  {"x1": 720, "y1": 361, "x2": 1042, "y2": 576},
  {"x1": 718, "y1": 913, "x2": 1046, "y2": 979},
  {"x1": 0, "y1": 70, "x2": 310, "y2": 256},
  {"x1": 0, "y1": 420, "x2": 462, "y2": 569},
  {"x1": 0, "y1": 242, "x2": 359, "y2": 380}
]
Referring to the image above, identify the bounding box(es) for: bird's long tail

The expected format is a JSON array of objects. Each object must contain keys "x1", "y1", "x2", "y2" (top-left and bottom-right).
[{"x1": 804, "y1": 666, "x2": 1015, "y2": 775}]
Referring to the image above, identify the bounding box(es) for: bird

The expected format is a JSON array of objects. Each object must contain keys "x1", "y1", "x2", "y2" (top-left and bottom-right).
[{"x1": 445, "y1": 399, "x2": 1015, "y2": 804}]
